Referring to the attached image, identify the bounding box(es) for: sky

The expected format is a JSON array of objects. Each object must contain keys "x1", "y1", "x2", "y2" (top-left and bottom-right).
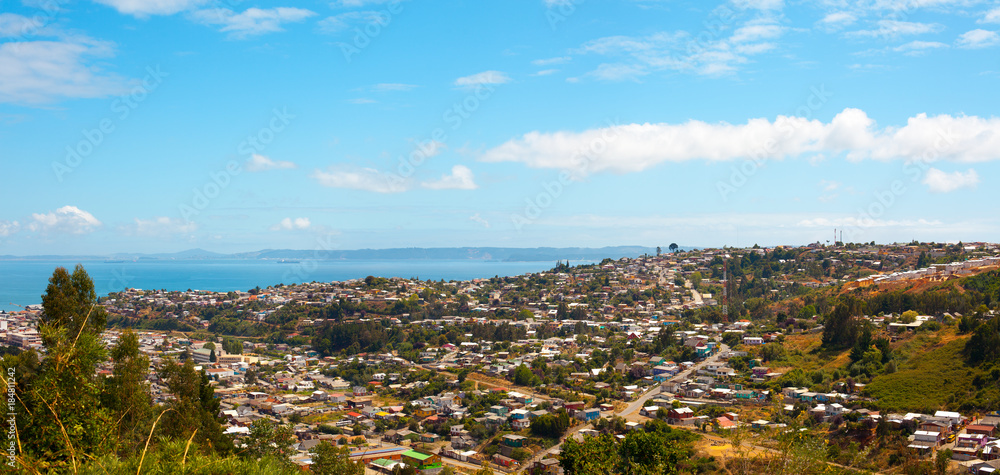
[{"x1": 2, "y1": 0, "x2": 1000, "y2": 255}]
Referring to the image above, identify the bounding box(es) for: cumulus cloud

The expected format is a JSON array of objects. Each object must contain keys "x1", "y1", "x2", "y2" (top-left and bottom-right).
[
  {"x1": 817, "y1": 11, "x2": 856, "y2": 30},
  {"x1": 922, "y1": 168, "x2": 980, "y2": 193},
  {"x1": 0, "y1": 37, "x2": 130, "y2": 104},
  {"x1": 93, "y1": 0, "x2": 209, "y2": 17},
  {"x1": 0, "y1": 220, "x2": 19, "y2": 237},
  {"x1": 532, "y1": 56, "x2": 571, "y2": 66},
  {"x1": 982, "y1": 7, "x2": 1000, "y2": 24},
  {"x1": 847, "y1": 20, "x2": 943, "y2": 39},
  {"x1": 469, "y1": 213, "x2": 490, "y2": 228},
  {"x1": 421, "y1": 165, "x2": 478, "y2": 190},
  {"x1": 318, "y1": 11, "x2": 388, "y2": 34},
  {"x1": 28, "y1": 206, "x2": 101, "y2": 234},
  {"x1": 454, "y1": 70, "x2": 510, "y2": 87},
  {"x1": 893, "y1": 40, "x2": 948, "y2": 55},
  {"x1": 479, "y1": 108, "x2": 1000, "y2": 177},
  {"x1": 956, "y1": 29, "x2": 1000, "y2": 48},
  {"x1": 311, "y1": 167, "x2": 407, "y2": 193},
  {"x1": 575, "y1": 18, "x2": 785, "y2": 79},
  {"x1": 271, "y1": 217, "x2": 311, "y2": 230},
  {"x1": 246, "y1": 154, "x2": 296, "y2": 172},
  {"x1": 124, "y1": 217, "x2": 197, "y2": 236},
  {"x1": 190, "y1": 7, "x2": 315, "y2": 39}
]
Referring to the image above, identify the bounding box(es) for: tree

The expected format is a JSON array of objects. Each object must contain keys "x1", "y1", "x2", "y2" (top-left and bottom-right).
[
  {"x1": 900, "y1": 310, "x2": 918, "y2": 324},
  {"x1": 656, "y1": 247, "x2": 662, "y2": 256},
  {"x1": 513, "y1": 364, "x2": 534, "y2": 386},
  {"x1": 240, "y1": 419, "x2": 297, "y2": 465},
  {"x1": 39, "y1": 265, "x2": 108, "y2": 345},
  {"x1": 21, "y1": 265, "x2": 114, "y2": 469},
  {"x1": 935, "y1": 448, "x2": 952, "y2": 474},
  {"x1": 210, "y1": 348, "x2": 217, "y2": 362},
  {"x1": 102, "y1": 329, "x2": 154, "y2": 454},
  {"x1": 669, "y1": 243, "x2": 679, "y2": 253},
  {"x1": 309, "y1": 442, "x2": 363, "y2": 475},
  {"x1": 159, "y1": 357, "x2": 233, "y2": 454}
]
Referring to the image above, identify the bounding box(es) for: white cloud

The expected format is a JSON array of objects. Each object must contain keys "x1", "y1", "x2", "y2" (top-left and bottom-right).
[
  {"x1": 0, "y1": 39, "x2": 130, "y2": 104},
  {"x1": 271, "y1": 217, "x2": 311, "y2": 231},
  {"x1": 922, "y1": 168, "x2": 980, "y2": 193},
  {"x1": 956, "y1": 29, "x2": 1000, "y2": 48},
  {"x1": 318, "y1": 11, "x2": 387, "y2": 34},
  {"x1": 817, "y1": 11, "x2": 856, "y2": 30},
  {"x1": 532, "y1": 56, "x2": 571, "y2": 66},
  {"x1": 480, "y1": 108, "x2": 1000, "y2": 176},
  {"x1": 469, "y1": 213, "x2": 490, "y2": 228},
  {"x1": 28, "y1": 206, "x2": 101, "y2": 235},
  {"x1": 311, "y1": 167, "x2": 407, "y2": 193},
  {"x1": 982, "y1": 7, "x2": 1000, "y2": 24},
  {"x1": 893, "y1": 40, "x2": 948, "y2": 55},
  {"x1": 454, "y1": 70, "x2": 510, "y2": 87},
  {"x1": 576, "y1": 19, "x2": 785, "y2": 79},
  {"x1": 421, "y1": 165, "x2": 478, "y2": 190},
  {"x1": 124, "y1": 217, "x2": 197, "y2": 236},
  {"x1": 332, "y1": 0, "x2": 403, "y2": 7},
  {"x1": 0, "y1": 220, "x2": 19, "y2": 237},
  {"x1": 819, "y1": 180, "x2": 840, "y2": 191},
  {"x1": 0, "y1": 13, "x2": 47, "y2": 38},
  {"x1": 246, "y1": 154, "x2": 297, "y2": 172},
  {"x1": 847, "y1": 20, "x2": 943, "y2": 39},
  {"x1": 732, "y1": 0, "x2": 783, "y2": 11},
  {"x1": 349, "y1": 98, "x2": 377, "y2": 104},
  {"x1": 372, "y1": 83, "x2": 418, "y2": 92},
  {"x1": 93, "y1": 0, "x2": 209, "y2": 17},
  {"x1": 533, "y1": 69, "x2": 559, "y2": 76},
  {"x1": 190, "y1": 7, "x2": 315, "y2": 39}
]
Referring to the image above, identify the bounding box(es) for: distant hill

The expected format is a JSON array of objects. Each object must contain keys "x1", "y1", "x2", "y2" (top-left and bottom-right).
[
  {"x1": 233, "y1": 246, "x2": 663, "y2": 262},
  {"x1": 1, "y1": 245, "x2": 689, "y2": 262}
]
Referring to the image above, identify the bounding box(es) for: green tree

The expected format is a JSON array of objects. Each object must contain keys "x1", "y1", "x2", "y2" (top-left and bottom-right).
[
  {"x1": 669, "y1": 243, "x2": 679, "y2": 253},
  {"x1": 20, "y1": 265, "x2": 114, "y2": 470},
  {"x1": 39, "y1": 265, "x2": 108, "y2": 345},
  {"x1": 210, "y1": 348, "x2": 217, "y2": 362},
  {"x1": 309, "y1": 442, "x2": 363, "y2": 475},
  {"x1": 102, "y1": 329, "x2": 154, "y2": 454},
  {"x1": 240, "y1": 419, "x2": 297, "y2": 465},
  {"x1": 513, "y1": 364, "x2": 534, "y2": 386},
  {"x1": 159, "y1": 357, "x2": 233, "y2": 454}
]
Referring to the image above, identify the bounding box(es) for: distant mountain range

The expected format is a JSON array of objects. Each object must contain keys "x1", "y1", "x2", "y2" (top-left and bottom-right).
[{"x1": 0, "y1": 246, "x2": 693, "y2": 262}]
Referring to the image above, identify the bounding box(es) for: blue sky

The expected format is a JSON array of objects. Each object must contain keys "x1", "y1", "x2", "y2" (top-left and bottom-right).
[{"x1": 2, "y1": 0, "x2": 1000, "y2": 255}]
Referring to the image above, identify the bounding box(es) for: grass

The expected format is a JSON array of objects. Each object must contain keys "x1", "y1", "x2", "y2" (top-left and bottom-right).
[{"x1": 864, "y1": 335, "x2": 973, "y2": 412}]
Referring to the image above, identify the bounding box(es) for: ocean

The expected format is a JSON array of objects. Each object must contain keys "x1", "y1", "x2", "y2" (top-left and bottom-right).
[{"x1": 0, "y1": 259, "x2": 572, "y2": 312}]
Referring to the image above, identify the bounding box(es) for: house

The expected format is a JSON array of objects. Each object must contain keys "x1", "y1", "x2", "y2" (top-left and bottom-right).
[
  {"x1": 412, "y1": 407, "x2": 436, "y2": 418},
  {"x1": 493, "y1": 454, "x2": 518, "y2": 468},
  {"x1": 420, "y1": 433, "x2": 440, "y2": 443},
  {"x1": 577, "y1": 408, "x2": 600, "y2": 422},
  {"x1": 402, "y1": 450, "x2": 441, "y2": 470},
  {"x1": 967, "y1": 424, "x2": 997, "y2": 437},
  {"x1": 668, "y1": 407, "x2": 695, "y2": 425},
  {"x1": 532, "y1": 458, "x2": 561, "y2": 475},
  {"x1": 503, "y1": 434, "x2": 527, "y2": 448}
]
